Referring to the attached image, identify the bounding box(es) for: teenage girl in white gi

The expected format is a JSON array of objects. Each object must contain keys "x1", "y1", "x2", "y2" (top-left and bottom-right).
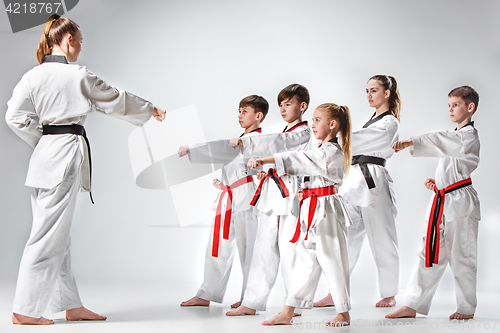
[
  {"x1": 314, "y1": 75, "x2": 401, "y2": 308},
  {"x1": 248, "y1": 103, "x2": 352, "y2": 327},
  {"x1": 5, "y1": 14, "x2": 165, "y2": 325}
]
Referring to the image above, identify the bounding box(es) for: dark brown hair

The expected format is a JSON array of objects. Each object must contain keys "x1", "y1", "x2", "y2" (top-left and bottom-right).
[
  {"x1": 36, "y1": 14, "x2": 80, "y2": 64},
  {"x1": 277, "y1": 84, "x2": 310, "y2": 111},
  {"x1": 369, "y1": 75, "x2": 401, "y2": 122},
  {"x1": 448, "y1": 86, "x2": 479, "y2": 113},
  {"x1": 239, "y1": 95, "x2": 269, "y2": 122},
  {"x1": 316, "y1": 103, "x2": 352, "y2": 173}
]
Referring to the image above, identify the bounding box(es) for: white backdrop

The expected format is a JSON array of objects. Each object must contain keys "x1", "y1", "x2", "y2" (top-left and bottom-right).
[{"x1": 1, "y1": 0, "x2": 499, "y2": 304}]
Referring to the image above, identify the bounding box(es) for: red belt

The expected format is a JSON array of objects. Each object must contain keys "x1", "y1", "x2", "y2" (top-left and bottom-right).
[
  {"x1": 212, "y1": 175, "x2": 254, "y2": 257},
  {"x1": 425, "y1": 178, "x2": 472, "y2": 267},
  {"x1": 250, "y1": 168, "x2": 289, "y2": 206},
  {"x1": 290, "y1": 185, "x2": 337, "y2": 243}
]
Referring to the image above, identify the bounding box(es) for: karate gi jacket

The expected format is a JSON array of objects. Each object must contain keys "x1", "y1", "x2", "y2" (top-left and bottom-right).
[
  {"x1": 5, "y1": 55, "x2": 153, "y2": 191},
  {"x1": 410, "y1": 122, "x2": 481, "y2": 222},
  {"x1": 340, "y1": 112, "x2": 399, "y2": 207},
  {"x1": 240, "y1": 121, "x2": 313, "y2": 215}
]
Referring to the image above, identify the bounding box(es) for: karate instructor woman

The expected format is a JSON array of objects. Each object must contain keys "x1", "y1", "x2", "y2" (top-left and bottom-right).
[{"x1": 5, "y1": 14, "x2": 165, "y2": 325}]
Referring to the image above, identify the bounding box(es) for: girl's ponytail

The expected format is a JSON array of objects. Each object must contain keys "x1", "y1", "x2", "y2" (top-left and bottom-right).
[
  {"x1": 369, "y1": 75, "x2": 402, "y2": 122},
  {"x1": 316, "y1": 103, "x2": 352, "y2": 174},
  {"x1": 36, "y1": 14, "x2": 80, "y2": 64}
]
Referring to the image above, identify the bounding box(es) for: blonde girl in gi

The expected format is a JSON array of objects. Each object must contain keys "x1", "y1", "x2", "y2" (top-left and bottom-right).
[
  {"x1": 315, "y1": 75, "x2": 401, "y2": 308},
  {"x1": 5, "y1": 14, "x2": 165, "y2": 325},
  {"x1": 248, "y1": 103, "x2": 353, "y2": 327}
]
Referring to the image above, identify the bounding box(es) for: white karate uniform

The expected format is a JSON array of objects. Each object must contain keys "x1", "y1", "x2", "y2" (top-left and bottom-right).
[
  {"x1": 239, "y1": 122, "x2": 313, "y2": 311},
  {"x1": 339, "y1": 112, "x2": 400, "y2": 298},
  {"x1": 187, "y1": 130, "x2": 260, "y2": 303},
  {"x1": 404, "y1": 122, "x2": 480, "y2": 316},
  {"x1": 6, "y1": 55, "x2": 153, "y2": 317},
  {"x1": 274, "y1": 139, "x2": 352, "y2": 313}
]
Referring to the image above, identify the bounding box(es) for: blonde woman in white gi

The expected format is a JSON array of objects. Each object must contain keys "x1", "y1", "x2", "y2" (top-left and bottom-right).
[
  {"x1": 5, "y1": 14, "x2": 165, "y2": 325},
  {"x1": 387, "y1": 86, "x2": 480, "y2": 320},
  {"x1": 315, "y1": 75, "x2": 401, "y2": 308},
  {"x1": 248, "y1": 103, "x2": 353, "y2": 327}
]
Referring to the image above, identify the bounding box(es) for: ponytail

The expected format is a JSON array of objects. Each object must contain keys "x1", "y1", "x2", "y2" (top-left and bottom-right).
[
  {"x1": 36, "y1": 14, "x2": 80, "y2": 64},
  {"x1": 316, "y1": 103, "x2": 352, "y2": 174},
  {"x1": 369, "y1": 75, "x2": 402, "y2": 122}
]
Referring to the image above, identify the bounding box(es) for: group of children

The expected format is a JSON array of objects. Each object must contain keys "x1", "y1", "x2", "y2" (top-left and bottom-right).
[
  {"x1": 6, "y1": 14, "x2": 481, "y2": 327},
  {"x1": 178, "y1": 80, "x2": 481, "y2": 327}
]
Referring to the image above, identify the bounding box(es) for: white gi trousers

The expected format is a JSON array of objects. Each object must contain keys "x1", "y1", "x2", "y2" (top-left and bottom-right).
[
  {"x1": 197, "y1": 208, "x2": 258, "y2": 303},
  {"x1": 404, "y1": 214, "x2": 479, "y2": 315},
  {"x1": 242, "y1": 212, "x2": 301, "y2": 313},
  {"x1": 286, "y1": 206, "x2": 351, "y2": 313},
  {"x1": 13, "y1": 147, "x2": 83, "y2": 317},
  {"x1": 345, "y1": 184, "x2": 399, "y2": 298}
]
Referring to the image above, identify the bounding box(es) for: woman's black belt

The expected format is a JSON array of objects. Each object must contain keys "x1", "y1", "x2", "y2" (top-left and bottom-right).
[
  {"x1": 352, "y1": 155, "x2": 386, "y2": 189},
  {"x1": 42, "y1": 124, "x2": 94, "y2": 204}
]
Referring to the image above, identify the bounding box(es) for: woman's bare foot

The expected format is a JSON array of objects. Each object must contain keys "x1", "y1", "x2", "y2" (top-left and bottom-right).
[
  {"x1": 313, "y1": 293, "x2": 335, "y2": 307},
  {"x1": 66, "y1": 307, "x2": 107, "y2": 321},
  {"x1": 180, "y1": 296, "x2": 210, "y2": 307},
  {"x1": 376, "y1": 296, "x2": 396, "y2": 307},
  {"x1": 230, "y1": 301, "x2": 241, "y2": 308},
  {"x1": 386, "y1": 306, "x2": 417, "y2": 318},
  {"x1": 262, "y1": 311, "x2": 294, "y2": 326},
  {"x1": 12, "y1": 313, "x2": 54, "y2": 325},
  {"x1": 226, "y1": 305, "x2": 256, "y2": 316},
  {"x1": 326, "y1": 312, "x2": 350, "y2": 327},
  {"x1": 449, "y1": 312, "x2": 474, "y2": 320}
]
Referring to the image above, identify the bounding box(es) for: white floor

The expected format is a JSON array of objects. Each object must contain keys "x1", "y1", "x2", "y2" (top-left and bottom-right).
[{"x1": 1, "y1": 276, "x2": 499, "y2": 333}]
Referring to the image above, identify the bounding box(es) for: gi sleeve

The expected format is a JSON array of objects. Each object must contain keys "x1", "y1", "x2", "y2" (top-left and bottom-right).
[
  {"x1": 241, "y1": 129, "x2": 311, "y2": 158},
  {"x1": 188, "y1": 139, "x2": 240, "y2": 164},
  {"x1": 274, "y1": 148, "x2": 330, "y2": 180},
  {"x1": 5, "y1": 77, "x2": 42, "y2": 148},
  {"x1": 351, "y1": 117, "x2": 399, "y2": 155},
  {"x1": 84, "y1": 69, "x2": 154, "y2": 126},
  {"x1": 411, "y1": 130, "x2": 468, "y2": 159}
]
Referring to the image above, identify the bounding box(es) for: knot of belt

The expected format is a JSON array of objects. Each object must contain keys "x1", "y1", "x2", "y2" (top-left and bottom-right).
[
  {"x1": 290, "y1": 185, "x2": 337, "y2": 243},
  {"x1": 212, "y1": 175, "x2": 254, "y2": 257},
  {"x1": 42, "y1": 124, "x2": 94, "y2": 204},
  {"x1": 250, "y1": 168, "x2": 289, "y2": 206},
  {"x1": 425, "y1": 178, "x2": 472, "y2": 267},
  {"x1": 352, "y1": 155, "x2": 386, "y2": 189}
]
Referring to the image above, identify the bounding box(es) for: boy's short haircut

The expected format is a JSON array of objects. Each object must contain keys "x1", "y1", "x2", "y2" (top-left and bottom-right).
[
  {"x1": 448, "y1": 85, "x2": 480, "y2": 112},
  {"x1": 239, "y1": 95, "x2": 269, "y2": 122},
  {"x1": 278, "y1": 84, "x2": 310, "y2": 111}
]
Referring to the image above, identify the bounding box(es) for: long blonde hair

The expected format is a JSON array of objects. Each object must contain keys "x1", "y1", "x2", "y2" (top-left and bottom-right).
[
  {"x1": 317, "y1": 103, "x2": 352, "y2": 173},
  {"x1": 36, "y1": 14, "x2": 80, "y2": 64}
]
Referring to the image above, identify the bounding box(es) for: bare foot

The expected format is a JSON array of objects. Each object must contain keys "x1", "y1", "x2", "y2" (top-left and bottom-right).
[
  {"x1": 376, "y1": 296, "x2": 396, "y2": 307},
  {"x1": 326, "y1": 312, "x2": 350, "y2": 327},
  {"x1": 386, "y1": 306, "x2": 417, "y2": 318},
  {"x1": 66, "y1": 307, "x2": 107, "y2": 321},
  {"x1": 12, "y1": 313, "x2": 54, "y2": 325},
  {"x1": 449, "y1": 312, "x2": 474, "y2": 320},
  {"x1": 180, "y1": 296, "x2": 210, "y2": 307},
  {"x1": 226, "y1": 305, "x2": 256, "y2": 316},
  {"x1": 230, "y1": 301, "x2": 241, "y2": 308},
  {"x1": 262, "y1": 311, "x2": 293, "y2": 326},
  {"x1": 313, "y1": 293, "x2": 335, "y2": 307}
]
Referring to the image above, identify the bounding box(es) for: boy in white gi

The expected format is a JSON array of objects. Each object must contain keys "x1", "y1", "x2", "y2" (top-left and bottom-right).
[
  {"x1": 6, "y1": 15, "x2": 165, "y2": 325},
  {"x1": 248, "y1": 103, "x2": 353, "y2": 327},
  {"x1": 226, "y1": 84, "x2": 313, "y2": 316},
  {"x1": 387, "y1": 86, "x2": 480, "y2": 320},
  {"x1": 178, "y1": 95, "x2": 268, "y2": 308}
]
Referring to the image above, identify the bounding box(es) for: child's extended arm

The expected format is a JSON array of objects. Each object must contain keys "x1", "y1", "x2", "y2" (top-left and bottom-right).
[
  {"x1": 248, "y1": 156, "x2": 276, "y2": 169},
  {"x1": 236, "y1": 130, "x2": 311, "y2": 158},
  {"x1": 392, "y1": 139, "x2": 413, "y2": 152}
]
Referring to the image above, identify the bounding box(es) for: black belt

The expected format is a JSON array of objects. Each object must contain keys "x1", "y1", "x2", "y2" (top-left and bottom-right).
[
  {"x1": 42, "y1": 124, "x2": 94, "y2": 204},
  {"x1": 352, "y1": 155, "x2": 386, "y2": 189}
]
